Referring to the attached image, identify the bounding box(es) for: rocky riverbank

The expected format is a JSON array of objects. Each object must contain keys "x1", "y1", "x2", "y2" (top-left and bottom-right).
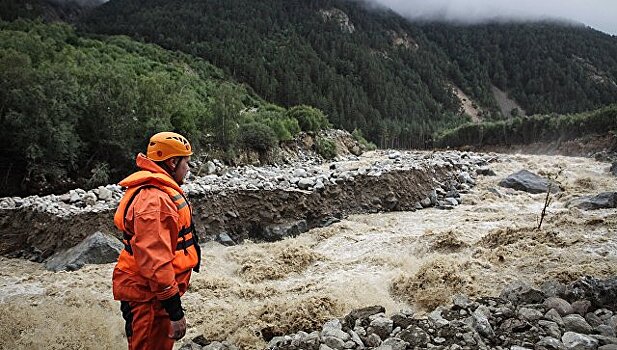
[
  {"x1": 259, "y1": 278, "x2": 617, "y2": 350},
  {"x1": 0, "y1": 150, "x2": 490, "y2": 261}
]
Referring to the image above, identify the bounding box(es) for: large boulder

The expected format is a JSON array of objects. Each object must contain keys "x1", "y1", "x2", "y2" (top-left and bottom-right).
[
  {"x1": 44, "y1": 231, "x2": 123, "y2": 272},
  {"x1": 499, "y1": 170, "x2": 560, "y2": 194},
  {"x1": 257, "y1": 220, "x2": 308, "y2": 242},
  {"x1": 344, "y1": 305, "x2": 385, "y2": 329},
  {"x1": 568, "y1": 192, "x2": 617, "y2": 210},
  {"x1": 500, "y1": 280, "x2": 546, "y2": 306},
  {"x1": 563, "y1": 277, "x2": 617, "y2": 310}
]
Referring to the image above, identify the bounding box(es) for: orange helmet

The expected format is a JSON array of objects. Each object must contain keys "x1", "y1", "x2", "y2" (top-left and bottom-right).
[{"x1": 147, "y1": 132, "x2": 193, "y2": 161}]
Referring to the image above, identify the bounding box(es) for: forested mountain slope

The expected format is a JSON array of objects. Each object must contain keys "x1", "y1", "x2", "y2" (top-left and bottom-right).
[
  {"x1": 81, "y1": 0, "x2": 467, "y2": 148},
  {"x1": 421, "y1": 22, "x2": 617, "y2": 115},
  {"x1": 81, "y1": 0, "x2": 617, "y2": 146},
  {"x1": 0, "y1": 20, "x2": 328, "y2": 196}
]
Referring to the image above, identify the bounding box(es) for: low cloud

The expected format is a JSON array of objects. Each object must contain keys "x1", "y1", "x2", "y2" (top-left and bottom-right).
[{"x1": 363, "y1": 0, "x2": 617, "y2": 35}]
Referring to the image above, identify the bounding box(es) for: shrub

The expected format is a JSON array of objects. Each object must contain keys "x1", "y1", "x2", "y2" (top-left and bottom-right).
[
  {"x1": 286, "y1": 105, "x2": 330, "y2": 132},
  {"x1": 315, "y1": 137, "x2": 337, "y2": 159},
  {"x1": 352, "y1": 128, "x2": 377, "y2": 151},
  {"x1": 238, "y1": 122, "x2": 278, "y2": 153}
]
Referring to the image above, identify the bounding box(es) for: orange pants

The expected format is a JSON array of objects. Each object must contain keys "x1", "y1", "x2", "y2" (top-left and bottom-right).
[{"x1": 121, "y1": 300, "x2": 175, "y2": 350}]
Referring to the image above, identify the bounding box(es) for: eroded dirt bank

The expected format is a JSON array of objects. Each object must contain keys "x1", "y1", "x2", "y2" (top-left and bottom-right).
[
  {"x1": 0, "y1": 151, "x2": 474, "y2": 260},
  {"x1": 0, "y1": 152, "x2": 616, "y2": 350}
]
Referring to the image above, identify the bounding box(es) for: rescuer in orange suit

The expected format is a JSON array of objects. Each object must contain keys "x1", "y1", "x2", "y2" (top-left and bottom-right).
[{"x1": 112, "y1": 132, "x2": 201, "y2": 350}]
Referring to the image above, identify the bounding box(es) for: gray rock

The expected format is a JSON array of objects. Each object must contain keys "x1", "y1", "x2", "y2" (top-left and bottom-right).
[
  {"x1": 291, "y1": 331, "x2": 320, "y2": 350},
  {"x1": 60, "y1": 193, "x2": 71, "y2": 203},
  {"x1": 206, "y1": 161, "x2": 217, "y2": 175},
  {"x1": 179, "y1": 341, "x2": 203, "y2": 350},
  {"x1": 216, "y1": 232, "x2": 236, "y2": 246},
  {"x1": 562, "y1": 332, "x2": 599, "y2": 349},
  {"x1": 260, "y1": 220, "x2": 308, "y2": 241},
  {"x1": 390, "y1": 313, "x2": 414, "y2": 330},
  {"x1": 420, "y1": 197, "x2": 432, "y2": 207},
  {"x1": 342, "y1": 340, "x2": 355, "y2": 349},
  {"x1": 443, "y1": 197, "x2": 459, "y2": 206},
  {"x1": 500, "y1": 281, "x2": 546, "y2": 305},
  {"x1": 461, "y1": 331, "x2": 477, "y2": 345},
  {"x1": 519, "y1": 307, "x2": 544, "y2": 322},
  {"x1": 569, "y1": 192, "x2": 617, "y2": 210},
  {"x1": 298, "y1": 178, "x2": 315, "y2": 190},
  {"x1": 473, "y1": 306, "x2": 495, "y2": 338},
  {"x1": 0, "y1": 198, "x2": 15, "y2": 209},
  {"x1": 590, "y1": 335, "x2": 617, "y2": 346},
  {"x1": 268, "y1": 336, "x2": 291, "y2": 349},
  {"x1": 572, "y1": 300, "x2": 592, "y2": 316},
  {"x1": 322, "y1": 336, "x2": 345, "y2": 350},
  {"x1": 586, "y1": 313, "x2": 604, "y2": 328},
  {"x1": 546, "y1": 309, "x2": 565, "y2": 327},
  {"x1": 322, "y1": 319, "x2": 350, "y2": 341},
  {"x1": 388, "y1": 151, "x2": 401, "y2": 159},
  {"x1": 69, "y1": 191, "x2": 81, "y2": 203},
  {"x1": 458, "y1": 171, "x2": 475, "y2": 185},
  {"x1": 347, "y1": 330, "x2": 363, "y2": 348},
  {"x1": 610, "y1": 162, "x2": 617, "y2": 177},
  {"x1": 599, "y1": 345, "x2": 617, "y2": 350},
  {"x1": 97, "y1": 187, "x2": 113, "y2": 201},
  {"x1": 44, "y1": 231, "x2": 123, "y2": 272},
  {"x1": 536, "y1": 337, "x2": 566, "y2": 350},
  {"x1": 429, "y1": 189, "x2": 439, "y2": 204},
  {"x1": 293, "y1": 168, "x2": 308, "y2": 178},
  {"x1": 398, "y1": 327, "x2": 430, "y2": 347},
  {"x1": 319, "y1": 344, "x2": 334, "y2": 350},
  {"x1": 541, "y1": 281, "x2": 567, "y2": 298},
  {"x1": 498, "y1": 170, "x2": 560, "y2": 194},
  {"x1": 564, "y1": 314, "x2": 594, "y2": 334},
  {"x1": 13, "y1": 197, "x2": 24, "y2": 207},
  {"x1": 368, "y1": 317, "x2": 393, "y2": 340},
  {"x1": 545, "y1": 297, "x2": 574, "y2": 316},
  {"x1": 380, "y1": 338, "x2": 406, "y2": 350},
  {"x1": 364, "y1": 333, "x2": 381, "y2": 348},
  {"x1": 344, "y1": 306, "x2": 385, "y2": 329},
  {"x1": 565, "y1": 277, "x2": 617, "y2": 310},
  {"x1": 453, "y1": 294, "x2": 473, "y2": 309},
  {"x1": 596, "y1": 310, "x2": 614, "y2": 321},
  {"x1": 476, "y1": 167, "x2": 497, "y2": 176},
  {"x1": 609, "y1": 316, "x2": 617, "y2": 333},
  {"x1": 429, "y1": 308, "x2": 450, "y2": 328},
  {"x1": 539, "y1": 320, "x2": 563, "y2": 339}
]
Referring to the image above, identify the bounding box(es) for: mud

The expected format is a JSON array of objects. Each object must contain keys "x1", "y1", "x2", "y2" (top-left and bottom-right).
[{"x1": 0, "y1": 152, "x2": 615, "y2": 350}]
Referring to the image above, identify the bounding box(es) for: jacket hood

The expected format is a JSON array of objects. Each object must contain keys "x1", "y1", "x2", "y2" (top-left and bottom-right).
[{"x1": 118, "y1": 153, "x2": 183, "y2": 193}]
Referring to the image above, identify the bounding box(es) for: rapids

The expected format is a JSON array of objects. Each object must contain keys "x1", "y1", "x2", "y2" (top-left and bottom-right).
[{"x1": 0, "y1": 152, "x2": 615, "y2": 349}]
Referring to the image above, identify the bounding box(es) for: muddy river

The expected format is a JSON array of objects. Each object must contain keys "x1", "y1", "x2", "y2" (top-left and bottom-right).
[{"x1": 1, "y1": 152, "x2": 615, "y2": 349}]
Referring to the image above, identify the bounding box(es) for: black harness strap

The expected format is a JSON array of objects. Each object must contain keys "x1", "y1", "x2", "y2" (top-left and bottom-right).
[
  {"x1": 121, "y1": 185, "x2": 202, "y2": 273},
  {"x1": 121, "y1": 184, "x2": 158, "y2": 255},
  {"x1": 178, "y1": 191, "x2": 202, "y2": 273}
]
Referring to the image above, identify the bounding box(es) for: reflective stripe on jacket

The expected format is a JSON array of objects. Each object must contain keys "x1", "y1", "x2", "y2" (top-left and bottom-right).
[{"x1": 112, "y1": 153, "x2": 200, "y2": 302}]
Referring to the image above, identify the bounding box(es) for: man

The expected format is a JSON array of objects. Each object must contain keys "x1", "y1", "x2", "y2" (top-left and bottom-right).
[{"x1": 112, "y1": 131, "x2": 201, "y2": 350}]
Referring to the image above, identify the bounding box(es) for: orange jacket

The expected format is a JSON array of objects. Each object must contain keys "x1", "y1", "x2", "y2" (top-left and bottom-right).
[{"x1": 112, "y1": 153, "x2": 200, "y2": 302}]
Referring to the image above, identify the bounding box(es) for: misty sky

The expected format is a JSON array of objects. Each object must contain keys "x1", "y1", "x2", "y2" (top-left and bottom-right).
[{"x1": 367, "y1": 0, "x2": 617, "y2": 35}]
